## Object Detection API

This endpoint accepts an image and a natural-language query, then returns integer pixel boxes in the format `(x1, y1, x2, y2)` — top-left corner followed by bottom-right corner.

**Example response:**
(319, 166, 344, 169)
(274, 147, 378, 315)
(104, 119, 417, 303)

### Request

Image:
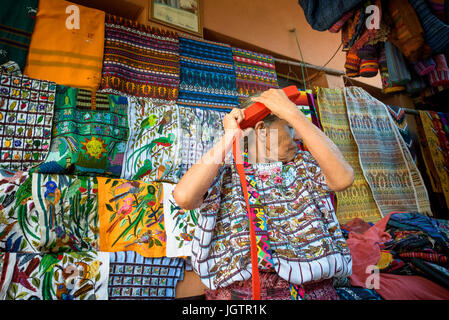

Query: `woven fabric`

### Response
(385, 105, 418, 162)
(31, 173, 99, 253)
(359, 59, 379, 78)
(316, 88, 382, 223)
(399, 251, 448, 264)
(24, 0, 105, 91)
(344, 87, 432, 217)
(176, 34, 239, 112)
(302, 278, 339, 300)
(385, 41, 411, 85)
(336, 286, 383, 300)
(1, 251, 109, 300)
(414, 57, 436, 75)
(100, 14, 180, 101)
(108, 251, 184, 300)
(329, 10, 355, 33)
(231, 47, 278, 103)
(191, 150, 352, 290)
(162, 183, 199, 258)
(121, 98, 181, 183)
(0, 71, 56, 171)
(98, 177, 166, 258)
(36, 86, 129, 177)
(0, 0, 38, 72)
(344, 52, 360, 77)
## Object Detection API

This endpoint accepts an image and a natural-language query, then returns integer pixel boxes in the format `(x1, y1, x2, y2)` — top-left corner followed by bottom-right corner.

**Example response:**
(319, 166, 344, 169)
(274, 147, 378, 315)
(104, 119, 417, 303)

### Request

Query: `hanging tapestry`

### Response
(108, 251, 184, 300)
(31, 173, 99, 253)
(0, 170, 41, 253)
(419, 111, 449, 208)
(316, 87, 382, 223)
(0, 253, 16, 299)
(162, 183, 199, 258)
(0, 0, 38, 72)
(231, 47, 278, 103)
(344, 86, 432, 216)
(121, 98, 182, 184)
(24, 0, 105, 91)
(385, 105, 417, 162)
(36, 86, 129, 177)
(2, 251, 109, 300)
(176, 34, 239, 112)
(0, 71, 56, 171)
(98, 177, 166, 258)
(100, 14, 180, 100)
(191, 151, 352, 290)
(178, 107, 225, 178)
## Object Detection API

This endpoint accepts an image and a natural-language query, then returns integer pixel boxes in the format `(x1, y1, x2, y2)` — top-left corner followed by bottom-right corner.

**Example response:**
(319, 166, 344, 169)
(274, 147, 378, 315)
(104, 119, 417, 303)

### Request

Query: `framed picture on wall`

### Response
(149, 0, 203, 37)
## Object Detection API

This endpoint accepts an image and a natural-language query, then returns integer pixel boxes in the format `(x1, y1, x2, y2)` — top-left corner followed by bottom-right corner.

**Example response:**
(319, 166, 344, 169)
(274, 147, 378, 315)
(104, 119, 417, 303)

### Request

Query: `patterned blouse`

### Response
(191, 150, 352, 290)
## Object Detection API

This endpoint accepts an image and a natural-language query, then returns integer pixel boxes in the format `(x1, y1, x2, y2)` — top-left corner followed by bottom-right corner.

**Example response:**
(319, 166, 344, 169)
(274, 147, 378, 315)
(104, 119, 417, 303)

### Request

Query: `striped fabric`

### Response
(0, 0, 38, 72)
(176, 34, 239, 112)
(100, 14, 180, 101)
(359, 59, 378, 77)
(399, 251, 448, 264)
(385, 41, 411, 85)
(231, 47, 279, 103)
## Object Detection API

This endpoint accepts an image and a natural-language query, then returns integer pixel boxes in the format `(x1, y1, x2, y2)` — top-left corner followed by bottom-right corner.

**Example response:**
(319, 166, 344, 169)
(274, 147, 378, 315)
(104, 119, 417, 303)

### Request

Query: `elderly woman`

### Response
(174, 88, 354, 300)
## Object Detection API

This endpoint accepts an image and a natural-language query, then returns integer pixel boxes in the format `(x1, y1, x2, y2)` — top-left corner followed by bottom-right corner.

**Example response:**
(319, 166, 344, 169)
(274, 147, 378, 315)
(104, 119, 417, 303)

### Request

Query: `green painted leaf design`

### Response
(120, 219, 127, 228)
(125, 234, 133, 242)
(106, 204, 114, 212)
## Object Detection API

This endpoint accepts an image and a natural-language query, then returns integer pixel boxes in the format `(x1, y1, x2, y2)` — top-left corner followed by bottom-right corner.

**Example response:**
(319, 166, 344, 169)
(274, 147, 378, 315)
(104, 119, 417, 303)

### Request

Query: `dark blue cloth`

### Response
(336, 287, 383, 300)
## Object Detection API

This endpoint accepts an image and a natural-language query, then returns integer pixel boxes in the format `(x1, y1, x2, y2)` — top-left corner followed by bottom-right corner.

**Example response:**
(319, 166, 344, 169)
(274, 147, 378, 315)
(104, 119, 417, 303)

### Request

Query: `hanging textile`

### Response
(108, 252, 184, 300)
(1, 251, 109, 300)
(100, 14, 180, 100)
(31, 173, 99, 253)
(98, 177, 166, 258)
(36, 86, 129, 177)
(0, 71, 56, 171)
(0, 0, 38, 72)
(176, 34, 239, 112)
(385, 105, 418, 162)
(24, 0, 105, 91)
(231, 47, 279, 103)
(0, 170, 40, 253)
(121, 98, 182, 183)
(190, 150, 352, 290)
(178, 107, 225, 178)
(162, 183, 199, 258)
(385, 41, 412, 85)
(0, 253, 15, 299)
(316, 87, 382, 223)
(419, 110, 449, 208)
(344, 86, 432, 217)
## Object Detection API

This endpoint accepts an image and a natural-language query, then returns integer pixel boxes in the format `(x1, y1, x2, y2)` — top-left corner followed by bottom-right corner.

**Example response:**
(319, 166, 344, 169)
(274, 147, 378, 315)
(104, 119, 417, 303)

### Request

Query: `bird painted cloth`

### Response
(0, 252, 16, 299)
(24, 0, 105, 91)
(98, 177, 166, 258)
(191, 150, 352, 290)
(162, 183, 199, 258)
(176, 34, 240, 112)
(0, 0, 38, 72)
(100, 14, 180, 101)
(0, 71, 56, 171)
(0, 170, 41, 253)
(108, 251, 184, 300)
(1, 251, 109, 300)
(36, 85, 129, 177)
(121, 98, 181, 184)
(31, 173, 99, 253)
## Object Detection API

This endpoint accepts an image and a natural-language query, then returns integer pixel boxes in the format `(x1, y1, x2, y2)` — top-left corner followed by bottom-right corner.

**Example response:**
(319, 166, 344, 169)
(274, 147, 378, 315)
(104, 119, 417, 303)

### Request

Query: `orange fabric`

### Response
(24, 0, 105, 91)
(98, 177, 166, 258)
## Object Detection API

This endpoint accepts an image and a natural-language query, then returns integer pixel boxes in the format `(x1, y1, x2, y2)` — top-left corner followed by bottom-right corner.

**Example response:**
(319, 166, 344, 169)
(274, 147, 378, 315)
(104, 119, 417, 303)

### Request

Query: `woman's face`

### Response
(258, 119, 299, 163)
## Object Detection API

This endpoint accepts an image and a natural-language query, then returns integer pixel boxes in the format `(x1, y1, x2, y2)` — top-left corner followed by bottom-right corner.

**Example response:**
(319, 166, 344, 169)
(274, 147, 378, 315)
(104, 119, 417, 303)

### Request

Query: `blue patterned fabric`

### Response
(108, 251, 185, 300)
(176, 34, 239, 112)
(336, 287, 383, 300)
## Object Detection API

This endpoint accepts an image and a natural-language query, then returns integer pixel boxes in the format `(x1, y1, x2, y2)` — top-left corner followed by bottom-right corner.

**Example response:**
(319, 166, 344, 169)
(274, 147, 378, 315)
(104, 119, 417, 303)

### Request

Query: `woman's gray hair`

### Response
(239, 92, 280, 127)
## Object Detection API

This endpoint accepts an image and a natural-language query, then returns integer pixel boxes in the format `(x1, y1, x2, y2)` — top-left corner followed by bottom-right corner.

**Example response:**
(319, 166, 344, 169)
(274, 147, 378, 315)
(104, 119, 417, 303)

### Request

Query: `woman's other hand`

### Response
(250, 88, 298, 121)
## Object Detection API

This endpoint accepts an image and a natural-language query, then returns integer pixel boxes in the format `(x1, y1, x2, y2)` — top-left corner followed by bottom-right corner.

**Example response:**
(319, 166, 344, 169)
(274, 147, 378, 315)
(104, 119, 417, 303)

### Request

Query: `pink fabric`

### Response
(346, 212, 449, 300)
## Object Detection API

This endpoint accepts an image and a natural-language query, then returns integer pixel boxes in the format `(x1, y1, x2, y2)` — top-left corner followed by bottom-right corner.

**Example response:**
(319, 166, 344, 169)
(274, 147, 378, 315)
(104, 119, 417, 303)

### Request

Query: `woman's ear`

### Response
(254, 121, 266, 131)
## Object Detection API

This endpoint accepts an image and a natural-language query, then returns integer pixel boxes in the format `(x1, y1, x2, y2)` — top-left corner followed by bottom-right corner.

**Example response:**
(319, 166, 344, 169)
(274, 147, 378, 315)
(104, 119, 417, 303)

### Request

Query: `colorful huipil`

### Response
(98, 177, 166, 258)
(36, 86, 129, 176)
(0, 71, 56, 171)
(121, 98, 182, 183)
(31, 173, 99, 253)
(2, 251, 109, 300)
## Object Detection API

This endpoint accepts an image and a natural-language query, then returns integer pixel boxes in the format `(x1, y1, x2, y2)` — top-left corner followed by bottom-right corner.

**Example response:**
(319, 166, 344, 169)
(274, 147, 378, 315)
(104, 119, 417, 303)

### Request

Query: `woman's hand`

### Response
(223, 108, 245, 130)
(250, 88, 299, 121)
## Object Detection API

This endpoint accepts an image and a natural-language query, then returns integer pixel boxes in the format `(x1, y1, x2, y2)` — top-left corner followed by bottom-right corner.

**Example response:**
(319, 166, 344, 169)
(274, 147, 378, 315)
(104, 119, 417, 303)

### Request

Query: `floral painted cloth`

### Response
(98, 177, 166, 258)
(31, 173, 99, 253)
(0, 71, 56, 171)
(0, 170, 41, 253)
(191, 150, 352, 290)
(108, 251, 184, 300)
(0, 253, 15, 299)
(37, 86, 129, 176)
(121, 98, 181, 183)
(162, 183, 199, 257)
(2, 251, 109, 300)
